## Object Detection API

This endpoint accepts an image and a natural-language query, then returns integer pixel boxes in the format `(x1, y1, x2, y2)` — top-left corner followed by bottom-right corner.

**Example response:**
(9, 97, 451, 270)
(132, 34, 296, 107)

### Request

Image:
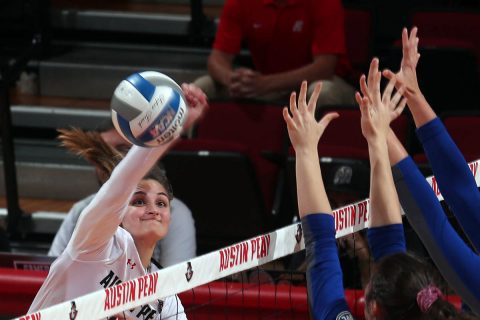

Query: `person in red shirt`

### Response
(194, 0, 356, 111)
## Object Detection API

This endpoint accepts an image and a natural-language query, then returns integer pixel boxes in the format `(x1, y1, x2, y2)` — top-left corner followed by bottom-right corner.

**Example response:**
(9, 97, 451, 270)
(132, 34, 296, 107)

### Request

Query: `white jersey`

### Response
(28, 145, 186, 319)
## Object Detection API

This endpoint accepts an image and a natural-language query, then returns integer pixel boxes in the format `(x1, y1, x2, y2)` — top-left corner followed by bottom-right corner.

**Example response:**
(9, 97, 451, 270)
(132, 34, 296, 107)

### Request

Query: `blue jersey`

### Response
(416, 117, 480, 251)
(393, 118, 480, 313)
(302, 214, 405, 320)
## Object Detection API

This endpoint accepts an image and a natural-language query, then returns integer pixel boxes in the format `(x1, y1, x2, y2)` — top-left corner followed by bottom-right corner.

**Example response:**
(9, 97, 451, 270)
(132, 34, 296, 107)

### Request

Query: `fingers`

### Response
(382, 75, 397, 105)
(390, 86, 405, 108)
(382, 69, 395, 80)
(318, 112, 339, 129)
(373, 62, 382, 99)
(356, 92, 371, 122)
(383, 69, 403, 90)
(402, 27, 409, 58)
(282, 106, 295, 129)
(409, 26, 418, 45)
(393, 97, 407, 118)
(356, 93, 370, 119)
(367, 58, 378, 91)
(298, 81, 308, 111)
(359, 74, 371, 103)
(367, 58, 381, 102)
(355, 91, 364, 107)
(307, 82, 322, 114)
(402, 26, 420, 67)
(289, 91, 299, 118)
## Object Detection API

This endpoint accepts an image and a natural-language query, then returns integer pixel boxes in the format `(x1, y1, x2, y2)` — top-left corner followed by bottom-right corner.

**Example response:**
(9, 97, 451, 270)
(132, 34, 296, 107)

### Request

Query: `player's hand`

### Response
(283, 81, 338, 153)
(383, 27, 421, 99)
(356, 58, 406, 143)
(181, 83, 209, 130)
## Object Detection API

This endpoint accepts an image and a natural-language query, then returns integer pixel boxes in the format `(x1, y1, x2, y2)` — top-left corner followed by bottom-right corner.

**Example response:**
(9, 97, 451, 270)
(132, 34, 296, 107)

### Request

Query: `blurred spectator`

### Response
(194, 0, 356, 112)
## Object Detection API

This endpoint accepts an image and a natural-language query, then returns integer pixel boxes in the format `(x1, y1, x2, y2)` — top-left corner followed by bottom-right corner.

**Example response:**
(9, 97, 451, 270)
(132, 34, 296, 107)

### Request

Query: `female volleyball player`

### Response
(357, 58, 476, 320)
(380, 27, 480, 314)
(285, 65, 474, 318)
(28, 83, 208, 319)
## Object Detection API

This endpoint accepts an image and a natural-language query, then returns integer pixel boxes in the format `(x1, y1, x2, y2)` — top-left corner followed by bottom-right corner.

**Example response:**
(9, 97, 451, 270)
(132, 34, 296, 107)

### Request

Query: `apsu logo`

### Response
(127, 258, 136, 270)
(295, 224, 303, 244)
(185, 262, 194, 282)
(336, 311, 354, 320)
(69, 301, 78, 320)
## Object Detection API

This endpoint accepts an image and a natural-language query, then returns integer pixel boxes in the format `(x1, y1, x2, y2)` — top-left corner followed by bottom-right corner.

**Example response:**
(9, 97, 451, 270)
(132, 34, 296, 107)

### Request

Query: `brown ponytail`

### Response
(366, 252, 476, 320)
(58, 127, 173, 200)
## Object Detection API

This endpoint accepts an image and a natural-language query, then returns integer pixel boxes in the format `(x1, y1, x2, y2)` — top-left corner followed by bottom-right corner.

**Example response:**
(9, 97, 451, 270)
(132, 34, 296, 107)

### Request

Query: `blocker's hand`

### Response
(283, 81, 338, 153)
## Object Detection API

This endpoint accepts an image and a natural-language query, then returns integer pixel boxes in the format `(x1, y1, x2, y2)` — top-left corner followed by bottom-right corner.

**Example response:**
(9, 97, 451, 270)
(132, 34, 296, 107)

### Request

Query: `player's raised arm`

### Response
(284, 81, 354, 320)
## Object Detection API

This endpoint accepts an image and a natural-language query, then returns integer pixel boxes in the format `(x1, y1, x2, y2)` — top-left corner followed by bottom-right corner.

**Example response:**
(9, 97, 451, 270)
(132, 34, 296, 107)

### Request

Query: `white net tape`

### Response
(16, 160, 480, 320)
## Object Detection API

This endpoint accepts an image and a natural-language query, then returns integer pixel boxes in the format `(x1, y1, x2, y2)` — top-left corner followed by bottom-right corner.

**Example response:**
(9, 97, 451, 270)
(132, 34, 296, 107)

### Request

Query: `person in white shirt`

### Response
(28, 83, 208, 320)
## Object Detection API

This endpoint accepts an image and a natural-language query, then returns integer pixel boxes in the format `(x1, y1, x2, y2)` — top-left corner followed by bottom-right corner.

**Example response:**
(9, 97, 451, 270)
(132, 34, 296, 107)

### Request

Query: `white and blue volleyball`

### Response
(111, 71, 187, 147)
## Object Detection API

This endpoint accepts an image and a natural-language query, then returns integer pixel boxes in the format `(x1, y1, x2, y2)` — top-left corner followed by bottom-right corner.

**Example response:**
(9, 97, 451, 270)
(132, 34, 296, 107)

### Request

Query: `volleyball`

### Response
(111, 71, 188, 147)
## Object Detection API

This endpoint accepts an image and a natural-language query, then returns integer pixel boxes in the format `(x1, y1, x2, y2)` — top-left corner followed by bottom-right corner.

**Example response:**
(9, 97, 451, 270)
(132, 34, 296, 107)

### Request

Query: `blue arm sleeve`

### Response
(393, 156, 480, 313)
(301, 214, 354, 320)
(367, 224, 406, 262)
(417, 117, 480, 251)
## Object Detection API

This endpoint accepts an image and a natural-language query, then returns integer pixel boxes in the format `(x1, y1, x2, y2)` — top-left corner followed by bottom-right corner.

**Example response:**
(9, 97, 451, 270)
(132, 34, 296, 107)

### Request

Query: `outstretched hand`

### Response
(181, 83, 208, 131)
(283, 81, 338, 152)
(383, 27, 421, 99)
(356, 58, 406, 143)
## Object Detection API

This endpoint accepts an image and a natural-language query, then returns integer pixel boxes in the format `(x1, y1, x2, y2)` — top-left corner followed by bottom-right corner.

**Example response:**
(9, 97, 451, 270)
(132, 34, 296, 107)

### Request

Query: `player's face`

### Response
(123, 179, 171, 242)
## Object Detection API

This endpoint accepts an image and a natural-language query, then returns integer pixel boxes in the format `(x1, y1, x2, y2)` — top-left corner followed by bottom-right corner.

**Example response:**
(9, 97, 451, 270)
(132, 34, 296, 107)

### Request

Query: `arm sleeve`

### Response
(212, 0, 243, 54)
(311, 0, 347, 56)
(67, 145, 170, 260)
(155, 198, 196, 266)
(367, 224, 406, 262)
(393, 156, 480, 313)
(416, 117, 480, 251)
(301, 214, 354, 320)
(48, 194, 95, 257)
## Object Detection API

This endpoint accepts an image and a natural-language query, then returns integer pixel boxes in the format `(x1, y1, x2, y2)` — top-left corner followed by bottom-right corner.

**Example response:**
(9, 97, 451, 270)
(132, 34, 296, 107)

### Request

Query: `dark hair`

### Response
(143, 163, 173, 201)
(57, 127, 173, 200)
(366, 252, 475, 320)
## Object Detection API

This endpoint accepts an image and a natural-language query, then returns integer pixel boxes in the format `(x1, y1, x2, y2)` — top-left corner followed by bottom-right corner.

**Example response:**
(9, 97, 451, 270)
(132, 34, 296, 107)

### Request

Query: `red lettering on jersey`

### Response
(127, 259, 136, 270)
(104, 287, 112, 310)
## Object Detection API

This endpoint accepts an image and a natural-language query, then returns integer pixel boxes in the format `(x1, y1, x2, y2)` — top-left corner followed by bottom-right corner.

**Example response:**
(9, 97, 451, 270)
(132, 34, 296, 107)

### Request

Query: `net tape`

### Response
(16, 160, 480, 320)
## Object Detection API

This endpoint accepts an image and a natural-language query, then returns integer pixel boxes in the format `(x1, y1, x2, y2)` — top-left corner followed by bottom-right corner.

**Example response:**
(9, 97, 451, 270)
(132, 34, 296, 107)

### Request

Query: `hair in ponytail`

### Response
(57, 127, 173, 200)
(366, 252, 475, 320)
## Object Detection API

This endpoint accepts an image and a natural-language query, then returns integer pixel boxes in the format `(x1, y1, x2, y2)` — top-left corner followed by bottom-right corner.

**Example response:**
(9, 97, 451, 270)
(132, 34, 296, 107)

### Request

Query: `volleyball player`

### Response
(286, 62, 474, 318)
(28, 84, 208, 319)
(381, 27, 480, 314)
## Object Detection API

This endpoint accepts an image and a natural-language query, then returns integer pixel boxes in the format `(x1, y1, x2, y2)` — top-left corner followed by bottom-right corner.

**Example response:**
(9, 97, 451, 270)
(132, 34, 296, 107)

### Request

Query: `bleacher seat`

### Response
(401, 10, 480, 114)
(411, 10, 480, 68)
(194, 100, 288, 214)
(162, 139, 266, 254)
